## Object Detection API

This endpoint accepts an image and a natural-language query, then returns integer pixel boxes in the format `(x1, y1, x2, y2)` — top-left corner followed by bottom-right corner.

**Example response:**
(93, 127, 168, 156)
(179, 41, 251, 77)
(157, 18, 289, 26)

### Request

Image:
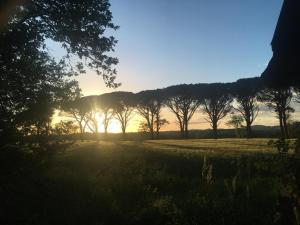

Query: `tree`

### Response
(98, 93, 116, 135)
(289, 121, 300, 138)
(60, 84, 92, 137)
(15, 76, 80, 142)
(53, 120, 79, 136)
(164, 84, 200, 138)
(108, 92, 136, 136)
(201, 83, 233, 139)
(17, 92, 55, 138)
(1, 0, 119, 87)
(294, 87, 300, 104)
(232, 78, 261, 138)
(136, 90, 164, 139)
(62, 95, 90, 137)
(102, 107, 114, 134)
(258, 86, 294, 139)
(154, 118, 169, 137)
(0, 0, 119, 143)
(226, 115, 244, 138)
(84, 98, 100, 134)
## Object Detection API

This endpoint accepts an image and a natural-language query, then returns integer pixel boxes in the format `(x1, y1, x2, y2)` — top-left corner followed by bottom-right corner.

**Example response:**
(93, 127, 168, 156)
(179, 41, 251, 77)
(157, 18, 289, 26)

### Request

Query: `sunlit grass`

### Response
(32, 138, 298, 224)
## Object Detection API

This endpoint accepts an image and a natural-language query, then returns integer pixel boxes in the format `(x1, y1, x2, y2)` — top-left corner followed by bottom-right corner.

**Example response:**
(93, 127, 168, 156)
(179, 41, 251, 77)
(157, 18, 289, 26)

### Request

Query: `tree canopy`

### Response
(0, 0, 119, 143)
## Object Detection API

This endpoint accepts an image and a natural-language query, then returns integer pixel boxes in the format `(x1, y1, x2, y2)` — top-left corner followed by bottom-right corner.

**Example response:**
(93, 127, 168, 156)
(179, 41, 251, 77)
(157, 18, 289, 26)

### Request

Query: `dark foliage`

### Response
(232, 77, 262, 138)
(0, 0, 118, 144)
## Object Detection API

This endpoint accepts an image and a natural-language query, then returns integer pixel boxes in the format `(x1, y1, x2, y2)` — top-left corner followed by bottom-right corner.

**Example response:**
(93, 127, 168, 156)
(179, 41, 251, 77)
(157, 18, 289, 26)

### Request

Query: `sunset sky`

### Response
(50, 0, 300, 132)
(75, 0, 283, 95)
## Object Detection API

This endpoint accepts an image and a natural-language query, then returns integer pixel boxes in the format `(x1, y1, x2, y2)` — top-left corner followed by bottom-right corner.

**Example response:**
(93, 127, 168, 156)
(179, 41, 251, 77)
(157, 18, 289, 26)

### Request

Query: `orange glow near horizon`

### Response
(52, 105, 300, 134)
(89, 113, 141, 133)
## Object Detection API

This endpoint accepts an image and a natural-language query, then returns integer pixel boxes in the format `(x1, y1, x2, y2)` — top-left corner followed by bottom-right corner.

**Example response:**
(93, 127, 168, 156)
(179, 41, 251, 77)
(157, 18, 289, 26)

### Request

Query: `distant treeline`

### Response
(56, 77, 299, 140)
(3, 74, 300, 144)
(4, 76, 298, 143)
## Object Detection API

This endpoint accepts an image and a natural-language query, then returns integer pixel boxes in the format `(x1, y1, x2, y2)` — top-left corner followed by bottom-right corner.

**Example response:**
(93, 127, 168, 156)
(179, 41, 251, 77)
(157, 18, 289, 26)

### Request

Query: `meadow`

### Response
(2, 139, 300, 225)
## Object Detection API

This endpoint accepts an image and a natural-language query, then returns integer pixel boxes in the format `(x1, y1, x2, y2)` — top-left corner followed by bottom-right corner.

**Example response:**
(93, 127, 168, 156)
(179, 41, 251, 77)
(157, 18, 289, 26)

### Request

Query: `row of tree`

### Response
(60, 77, 298, 140)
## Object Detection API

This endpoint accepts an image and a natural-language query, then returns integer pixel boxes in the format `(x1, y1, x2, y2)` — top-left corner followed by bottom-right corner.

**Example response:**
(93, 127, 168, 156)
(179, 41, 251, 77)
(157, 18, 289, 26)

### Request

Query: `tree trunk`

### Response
(179, 121, 185, 138)
(104, 114, 109, 135)
(278, 112, 285, 139)
(282, 111, 289, 139)
(79, 120, 86, 142)
(184, 120, 189, 139)
(79, 124, 83, 134)
(122, 124, 126, 139)
(94, 121, 98, 134)
(150, 127, 154, 140)
(45, 121, 50, 137)
(246, 121, 252, 139)
(155, 113, 160, 139)
(79, 124, 84, 141)
(212, 122, 218, 139)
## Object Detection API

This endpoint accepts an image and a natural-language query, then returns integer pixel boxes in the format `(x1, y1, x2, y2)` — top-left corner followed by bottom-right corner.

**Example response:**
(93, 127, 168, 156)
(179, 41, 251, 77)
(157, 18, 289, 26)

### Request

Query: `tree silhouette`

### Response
(62, 98, 90, 136)
(201, 83, 233, 139)
(107, 92, 136, 136)
(98, 94, 116, 135)
(258, 86, 294, 139)
(226, 114, 244, 138)
(0, 0, 118, 143)
(53, 121, 79, 136)
(232, 78, 261, 138)
(84, 97, 100, 134)
(136, 90, 164, 139)
(0, 0, 119, 86)
(164, 84, 200, 138)
(294, 88, 300, 104)
(17, 91, 55, 138)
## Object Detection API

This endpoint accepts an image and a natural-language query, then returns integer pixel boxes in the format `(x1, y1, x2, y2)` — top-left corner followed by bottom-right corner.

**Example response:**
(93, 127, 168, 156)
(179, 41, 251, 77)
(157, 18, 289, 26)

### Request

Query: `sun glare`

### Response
(106, 119, 121, 133)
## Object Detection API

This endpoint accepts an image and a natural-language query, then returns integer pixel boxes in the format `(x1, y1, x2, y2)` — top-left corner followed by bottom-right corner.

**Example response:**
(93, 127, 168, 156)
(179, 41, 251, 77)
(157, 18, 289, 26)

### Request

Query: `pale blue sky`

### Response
(104, 0, 282, 92)
(48, 0, 283, 95)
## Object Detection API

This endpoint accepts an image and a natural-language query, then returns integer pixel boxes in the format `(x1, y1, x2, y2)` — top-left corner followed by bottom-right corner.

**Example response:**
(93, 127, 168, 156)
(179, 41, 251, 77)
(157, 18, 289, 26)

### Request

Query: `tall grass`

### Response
(1, 139, 299, 225)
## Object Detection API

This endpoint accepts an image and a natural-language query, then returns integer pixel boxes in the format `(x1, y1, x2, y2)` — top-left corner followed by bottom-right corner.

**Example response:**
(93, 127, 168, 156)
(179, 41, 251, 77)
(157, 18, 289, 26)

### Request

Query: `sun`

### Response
(107, 119, 121, 133)
(96, 114, 121, 133)
(95, 113, 140, 134)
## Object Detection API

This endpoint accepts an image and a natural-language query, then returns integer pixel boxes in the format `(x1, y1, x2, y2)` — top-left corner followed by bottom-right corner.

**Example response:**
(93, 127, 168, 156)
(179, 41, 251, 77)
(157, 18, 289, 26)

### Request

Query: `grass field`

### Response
(3, 139, 300, 225)
(143, 138, 280, 153)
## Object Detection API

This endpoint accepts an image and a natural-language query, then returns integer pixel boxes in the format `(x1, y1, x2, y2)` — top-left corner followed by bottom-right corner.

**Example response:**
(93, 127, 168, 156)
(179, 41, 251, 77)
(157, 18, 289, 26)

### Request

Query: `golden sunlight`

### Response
(105, 119, 121, 133)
